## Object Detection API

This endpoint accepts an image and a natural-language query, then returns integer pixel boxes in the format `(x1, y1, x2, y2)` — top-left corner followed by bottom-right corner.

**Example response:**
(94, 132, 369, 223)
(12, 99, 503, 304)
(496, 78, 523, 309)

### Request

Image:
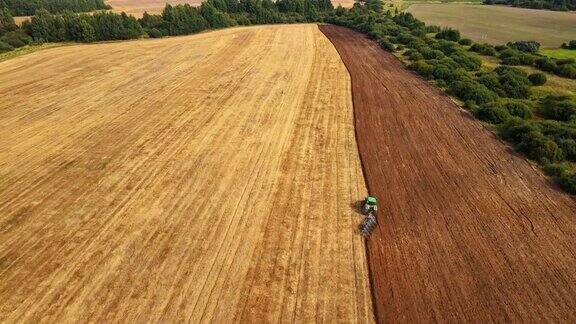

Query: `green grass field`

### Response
(540, 49, 576, 60)
(407, 4, 576, 48)
(0, 44, 67, 63)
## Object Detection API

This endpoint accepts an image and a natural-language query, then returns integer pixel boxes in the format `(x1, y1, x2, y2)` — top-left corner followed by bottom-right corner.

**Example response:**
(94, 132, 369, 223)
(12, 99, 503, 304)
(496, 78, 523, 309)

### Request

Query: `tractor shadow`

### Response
(350, 200, 366, 216)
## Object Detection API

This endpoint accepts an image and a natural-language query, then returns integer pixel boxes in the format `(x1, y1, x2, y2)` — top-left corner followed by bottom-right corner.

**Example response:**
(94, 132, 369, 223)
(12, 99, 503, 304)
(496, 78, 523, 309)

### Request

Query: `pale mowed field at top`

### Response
(13, 0, 355, 22)
(407, 4, 576, 48)
(106, 0, 357, 17)
(107, 0, 203, 17)
(0, 24, 374, 322)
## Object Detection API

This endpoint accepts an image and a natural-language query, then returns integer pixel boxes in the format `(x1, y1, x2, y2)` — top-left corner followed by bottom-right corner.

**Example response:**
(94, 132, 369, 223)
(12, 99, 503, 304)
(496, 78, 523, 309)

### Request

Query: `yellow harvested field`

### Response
(332, 0, 356, 8)
(108, 0, 202, 17)
(0, 24, 374, 322)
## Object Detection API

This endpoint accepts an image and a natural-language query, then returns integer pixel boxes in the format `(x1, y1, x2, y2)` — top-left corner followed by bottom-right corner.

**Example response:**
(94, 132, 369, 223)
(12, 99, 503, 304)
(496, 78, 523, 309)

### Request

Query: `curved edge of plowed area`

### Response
(319, 24, 576, 322)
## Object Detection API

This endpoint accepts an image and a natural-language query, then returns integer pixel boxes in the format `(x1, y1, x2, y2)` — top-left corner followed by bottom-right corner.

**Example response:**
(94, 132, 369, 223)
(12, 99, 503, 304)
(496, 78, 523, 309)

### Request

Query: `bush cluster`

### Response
(506, 40, 540, 53)
(484, 0, 575, 12)
(474, 99, 533, 124)
(500, 117, 564, 163)
(435, 27, 460, 42)
(470, 42, 496, 56)
(494, 45, 576, 80)
(539, 95, 576, 121)
(1, 0, 110, 16)
(528, 72, 547, 85)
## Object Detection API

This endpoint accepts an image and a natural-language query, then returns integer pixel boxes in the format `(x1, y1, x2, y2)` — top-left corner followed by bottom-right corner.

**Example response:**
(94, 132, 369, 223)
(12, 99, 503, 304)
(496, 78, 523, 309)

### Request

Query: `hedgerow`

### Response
(327, 8, 576, 194)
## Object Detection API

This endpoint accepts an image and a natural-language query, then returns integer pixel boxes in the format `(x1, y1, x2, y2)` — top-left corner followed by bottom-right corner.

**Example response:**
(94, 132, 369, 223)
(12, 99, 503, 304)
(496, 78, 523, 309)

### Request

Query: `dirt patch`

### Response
(321, 24, 576, 322)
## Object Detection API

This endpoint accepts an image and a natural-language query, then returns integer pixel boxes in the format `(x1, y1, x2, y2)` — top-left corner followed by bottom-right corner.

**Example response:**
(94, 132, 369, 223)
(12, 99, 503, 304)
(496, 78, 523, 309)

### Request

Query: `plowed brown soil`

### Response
(320, 24, 576, 323)
(0, 24, 374, 322)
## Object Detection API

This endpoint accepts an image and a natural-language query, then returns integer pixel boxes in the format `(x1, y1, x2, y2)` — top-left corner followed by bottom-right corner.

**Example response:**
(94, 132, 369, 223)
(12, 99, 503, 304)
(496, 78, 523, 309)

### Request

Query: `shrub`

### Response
(435, 27, 460, 42)
(544, 164, 576, 194)
(539, 95, 576, 121)
(431, 64, 452, 80)
(557, 139, 576, 161)
(470, 42, 496, 56)
(450, 51, 482, 71)
(500, 117, 538, 143)
(558, 172, 576, 194)
(425, 25, 441, 33)
(435, 79, 448, 88)
(458, 38, 472, 46)
(474, 103, 511, 124)
(544, 163, 566, 177)
(555, 58, 575, 65)
(501, 55, 521, 65)
(495, 44, 508, 51)
(433, 39, 458, 55)
(520, 131, 563, 163)
(449, 69, 471, 83)
(449, 79, 498, 104)
(519, 53, 536, 65)
(0, 41, 13, 53)
(499, 48, 519, 59)
(538, 120, 576, 144)
(420, 47, 444, 59)
(476, 99, 533, 122)
(378, 38, 395, 51)
(507, 40, 540, 53)
(494, 66, 531, 99)
(501, 99, 533, 119)
(477, 71, 502, 94)
(535, 57, 557, 72)
(409, 60, 434, 78)
(406, 49, 423, 60)
(556, 64, 576, 79)
(528, 72, 547, 85)
(500, 117, 563, 163)
(0, 30, 32, 48)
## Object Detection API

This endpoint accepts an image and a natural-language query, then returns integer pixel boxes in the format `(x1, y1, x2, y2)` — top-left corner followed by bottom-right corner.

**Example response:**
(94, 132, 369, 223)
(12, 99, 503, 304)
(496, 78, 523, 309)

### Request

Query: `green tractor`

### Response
(361, 196, 377, 215)
(359, 196, 378, 236)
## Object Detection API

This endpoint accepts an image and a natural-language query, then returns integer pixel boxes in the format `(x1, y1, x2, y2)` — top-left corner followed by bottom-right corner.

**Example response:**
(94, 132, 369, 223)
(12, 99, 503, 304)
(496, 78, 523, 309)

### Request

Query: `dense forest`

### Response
(0, 0, 110, 16)
(483, 0, 576, 11)
(8, 0, 335, 44)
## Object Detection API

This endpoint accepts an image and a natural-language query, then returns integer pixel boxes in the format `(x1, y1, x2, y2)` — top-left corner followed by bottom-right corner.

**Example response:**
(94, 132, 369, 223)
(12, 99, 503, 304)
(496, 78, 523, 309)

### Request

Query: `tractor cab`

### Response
(362, 196, 378, 214)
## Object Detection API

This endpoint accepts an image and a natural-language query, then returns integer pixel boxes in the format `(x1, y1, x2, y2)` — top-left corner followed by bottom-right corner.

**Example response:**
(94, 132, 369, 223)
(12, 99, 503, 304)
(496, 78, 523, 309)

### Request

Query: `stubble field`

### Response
(0, 24, 374, 322)
(407, 4, 576, 47)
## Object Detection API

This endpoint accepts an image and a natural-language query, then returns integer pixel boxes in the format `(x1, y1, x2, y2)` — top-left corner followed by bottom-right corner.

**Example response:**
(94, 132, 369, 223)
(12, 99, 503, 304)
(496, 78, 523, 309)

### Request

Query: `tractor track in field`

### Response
(320, 24, 576, 322)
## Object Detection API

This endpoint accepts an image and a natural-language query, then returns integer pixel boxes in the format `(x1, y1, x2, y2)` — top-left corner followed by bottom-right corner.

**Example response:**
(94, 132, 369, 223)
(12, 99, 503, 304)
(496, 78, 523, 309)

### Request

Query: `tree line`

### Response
(483, 0, 576, 11)
(0, 0, 335, 46)
(0, 0, 110, 16)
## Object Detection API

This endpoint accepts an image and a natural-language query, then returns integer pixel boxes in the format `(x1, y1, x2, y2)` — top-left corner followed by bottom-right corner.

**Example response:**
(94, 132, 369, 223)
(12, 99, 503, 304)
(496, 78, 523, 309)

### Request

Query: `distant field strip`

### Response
(0, 24, 373, 322)
(407, 4, 576, 47)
